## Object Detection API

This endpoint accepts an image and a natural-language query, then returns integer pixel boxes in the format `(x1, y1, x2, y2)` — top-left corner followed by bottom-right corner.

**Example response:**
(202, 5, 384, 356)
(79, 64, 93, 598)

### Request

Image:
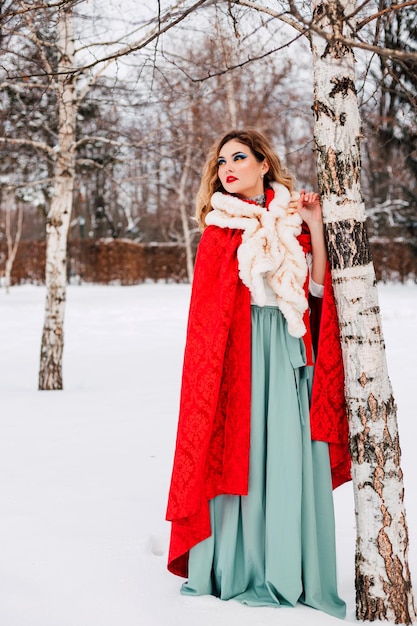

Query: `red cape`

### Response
(166, 221, 351, 578)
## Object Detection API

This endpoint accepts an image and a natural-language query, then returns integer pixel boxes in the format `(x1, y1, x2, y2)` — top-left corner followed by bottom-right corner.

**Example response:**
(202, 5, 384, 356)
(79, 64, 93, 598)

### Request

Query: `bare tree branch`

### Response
(74, 135, 143, 150)
(229, 0, 417, 62)
(161, 31, 305, 82)
(1, 0, 76, 18)
(2, 177, 57, 190)
(3, 0, 212, 85)
(227, 0, 304, 32)
(0, 136, 57, 158)
(17, 0, 57, 82)
(73, 0, 211, 101)
(355, 0, 417, 31)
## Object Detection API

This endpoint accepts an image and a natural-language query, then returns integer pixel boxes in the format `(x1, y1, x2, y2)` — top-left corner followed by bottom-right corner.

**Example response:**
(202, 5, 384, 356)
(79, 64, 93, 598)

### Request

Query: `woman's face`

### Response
(217, 139, 269, 199)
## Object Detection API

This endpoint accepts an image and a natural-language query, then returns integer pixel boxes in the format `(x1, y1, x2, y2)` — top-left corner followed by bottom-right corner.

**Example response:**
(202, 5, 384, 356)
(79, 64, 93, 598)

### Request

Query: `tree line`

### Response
(1, 1, 415, 251)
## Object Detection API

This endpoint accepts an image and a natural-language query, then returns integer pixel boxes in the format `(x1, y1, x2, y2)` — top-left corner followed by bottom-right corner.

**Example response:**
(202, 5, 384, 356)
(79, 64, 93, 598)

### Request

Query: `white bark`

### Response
(38, 6, 76, 390)
(177, 103, 195, 283)
(4, 194, 24, 294)
(311, 1, 416, 623)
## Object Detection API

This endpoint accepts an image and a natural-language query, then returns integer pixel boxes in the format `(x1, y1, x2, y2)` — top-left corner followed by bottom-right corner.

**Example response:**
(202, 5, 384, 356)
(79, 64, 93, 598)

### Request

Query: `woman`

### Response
(166, 129, 351, 618)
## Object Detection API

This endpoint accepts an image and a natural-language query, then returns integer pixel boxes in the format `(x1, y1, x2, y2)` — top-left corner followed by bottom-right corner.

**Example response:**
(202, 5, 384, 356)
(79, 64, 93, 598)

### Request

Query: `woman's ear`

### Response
(261, 160, 270, 176)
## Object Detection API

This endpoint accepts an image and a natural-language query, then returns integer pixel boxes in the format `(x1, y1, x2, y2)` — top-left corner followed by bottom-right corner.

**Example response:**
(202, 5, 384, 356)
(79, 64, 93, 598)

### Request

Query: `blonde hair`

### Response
(196, 129, 294, 230)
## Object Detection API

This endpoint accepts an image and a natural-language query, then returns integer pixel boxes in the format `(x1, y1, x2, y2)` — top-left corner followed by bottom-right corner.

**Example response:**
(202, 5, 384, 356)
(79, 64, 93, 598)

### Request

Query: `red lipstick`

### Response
(226, 176, 238, 183)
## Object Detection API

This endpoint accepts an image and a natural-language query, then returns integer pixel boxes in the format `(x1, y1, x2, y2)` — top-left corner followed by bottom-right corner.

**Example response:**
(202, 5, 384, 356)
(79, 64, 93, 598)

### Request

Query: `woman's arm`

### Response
(297, 189, 327, 286)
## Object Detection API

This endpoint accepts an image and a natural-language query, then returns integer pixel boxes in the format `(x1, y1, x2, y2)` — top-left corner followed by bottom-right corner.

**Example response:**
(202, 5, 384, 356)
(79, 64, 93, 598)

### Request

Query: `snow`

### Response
(0, 282, 416, 626)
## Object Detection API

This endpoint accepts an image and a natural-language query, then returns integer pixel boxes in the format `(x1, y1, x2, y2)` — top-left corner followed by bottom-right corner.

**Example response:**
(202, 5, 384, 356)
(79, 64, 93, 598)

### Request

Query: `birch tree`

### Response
(37, 0, 208, 389)
(38, 3, 76, 389)
(176, 100, 195, 283)
(3, 192, 24, 293)
(310, 1, 415, 622)
(2, 0, 211, 389)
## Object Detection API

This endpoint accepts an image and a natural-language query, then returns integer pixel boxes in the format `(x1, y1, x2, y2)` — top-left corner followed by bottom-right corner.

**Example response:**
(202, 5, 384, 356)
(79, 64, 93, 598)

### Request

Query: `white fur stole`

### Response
(205, 182, 308, 338)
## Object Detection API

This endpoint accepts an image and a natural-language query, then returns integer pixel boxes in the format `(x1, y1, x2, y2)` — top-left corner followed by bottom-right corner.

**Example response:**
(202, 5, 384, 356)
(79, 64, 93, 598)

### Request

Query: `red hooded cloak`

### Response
(166, 196, 351, 578)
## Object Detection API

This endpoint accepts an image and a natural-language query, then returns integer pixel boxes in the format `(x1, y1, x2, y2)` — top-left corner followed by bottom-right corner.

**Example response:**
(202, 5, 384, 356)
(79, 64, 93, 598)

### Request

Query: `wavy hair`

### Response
(196, 129, 294, 230)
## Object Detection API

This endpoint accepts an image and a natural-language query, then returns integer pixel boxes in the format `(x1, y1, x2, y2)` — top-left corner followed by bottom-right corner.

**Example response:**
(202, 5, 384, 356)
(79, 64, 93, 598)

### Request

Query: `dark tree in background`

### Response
(360, 3, 417, 244)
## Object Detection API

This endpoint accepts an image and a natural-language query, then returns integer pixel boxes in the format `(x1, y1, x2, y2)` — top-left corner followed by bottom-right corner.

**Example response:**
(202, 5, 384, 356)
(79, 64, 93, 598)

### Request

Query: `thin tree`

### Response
(37, 0, 209, 388)
(176, 98, 195, 283)
(3, 192, 24, 293)
(310, 0, 415, 622)
(1, 0, 211, 389)
(38, 2, 76, 389)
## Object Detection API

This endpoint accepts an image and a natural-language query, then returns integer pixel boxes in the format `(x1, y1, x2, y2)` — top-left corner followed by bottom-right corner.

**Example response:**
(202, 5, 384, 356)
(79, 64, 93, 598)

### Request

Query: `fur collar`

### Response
(206, 182, 308, 337)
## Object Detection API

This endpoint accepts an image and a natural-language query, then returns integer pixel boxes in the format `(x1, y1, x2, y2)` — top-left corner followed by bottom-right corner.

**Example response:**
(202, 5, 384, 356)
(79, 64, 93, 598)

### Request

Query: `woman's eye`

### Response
(233, 153, 247, 161)
(217, 158, 226, 167)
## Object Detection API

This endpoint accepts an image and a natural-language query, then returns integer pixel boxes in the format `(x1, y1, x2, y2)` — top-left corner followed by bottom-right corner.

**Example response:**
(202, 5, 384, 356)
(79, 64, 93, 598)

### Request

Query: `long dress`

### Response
(166, 185, 349, 616)
(181, 302, 346, 619)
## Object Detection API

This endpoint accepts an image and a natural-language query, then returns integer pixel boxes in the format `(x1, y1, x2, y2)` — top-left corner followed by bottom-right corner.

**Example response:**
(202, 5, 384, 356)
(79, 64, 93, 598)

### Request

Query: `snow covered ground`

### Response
(0, 282, 416, 626)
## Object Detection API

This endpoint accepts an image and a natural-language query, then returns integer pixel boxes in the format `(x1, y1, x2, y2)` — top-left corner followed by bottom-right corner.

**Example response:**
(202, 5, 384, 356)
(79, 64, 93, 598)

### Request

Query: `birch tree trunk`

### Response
(177, 103, 195, 283)
(4, 195, 23, 294)
(310, 1, 416, 622)
(38, 5, 76, 390)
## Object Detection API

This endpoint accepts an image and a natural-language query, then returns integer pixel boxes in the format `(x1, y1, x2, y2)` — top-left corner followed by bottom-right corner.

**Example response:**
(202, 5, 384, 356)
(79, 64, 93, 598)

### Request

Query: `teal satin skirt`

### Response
(181, 305, 346, 619)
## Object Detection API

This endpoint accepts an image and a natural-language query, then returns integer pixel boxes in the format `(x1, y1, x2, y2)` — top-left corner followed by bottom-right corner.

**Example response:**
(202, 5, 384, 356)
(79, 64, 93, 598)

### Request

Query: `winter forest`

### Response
(1, 1, 416, 266)
(1, 1, 417, 625)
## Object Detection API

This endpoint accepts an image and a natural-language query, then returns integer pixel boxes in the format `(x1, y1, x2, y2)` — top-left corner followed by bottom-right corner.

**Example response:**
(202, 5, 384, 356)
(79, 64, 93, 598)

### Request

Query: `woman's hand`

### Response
(296, 189, 323, 225)
(291, 189, 327, 286)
